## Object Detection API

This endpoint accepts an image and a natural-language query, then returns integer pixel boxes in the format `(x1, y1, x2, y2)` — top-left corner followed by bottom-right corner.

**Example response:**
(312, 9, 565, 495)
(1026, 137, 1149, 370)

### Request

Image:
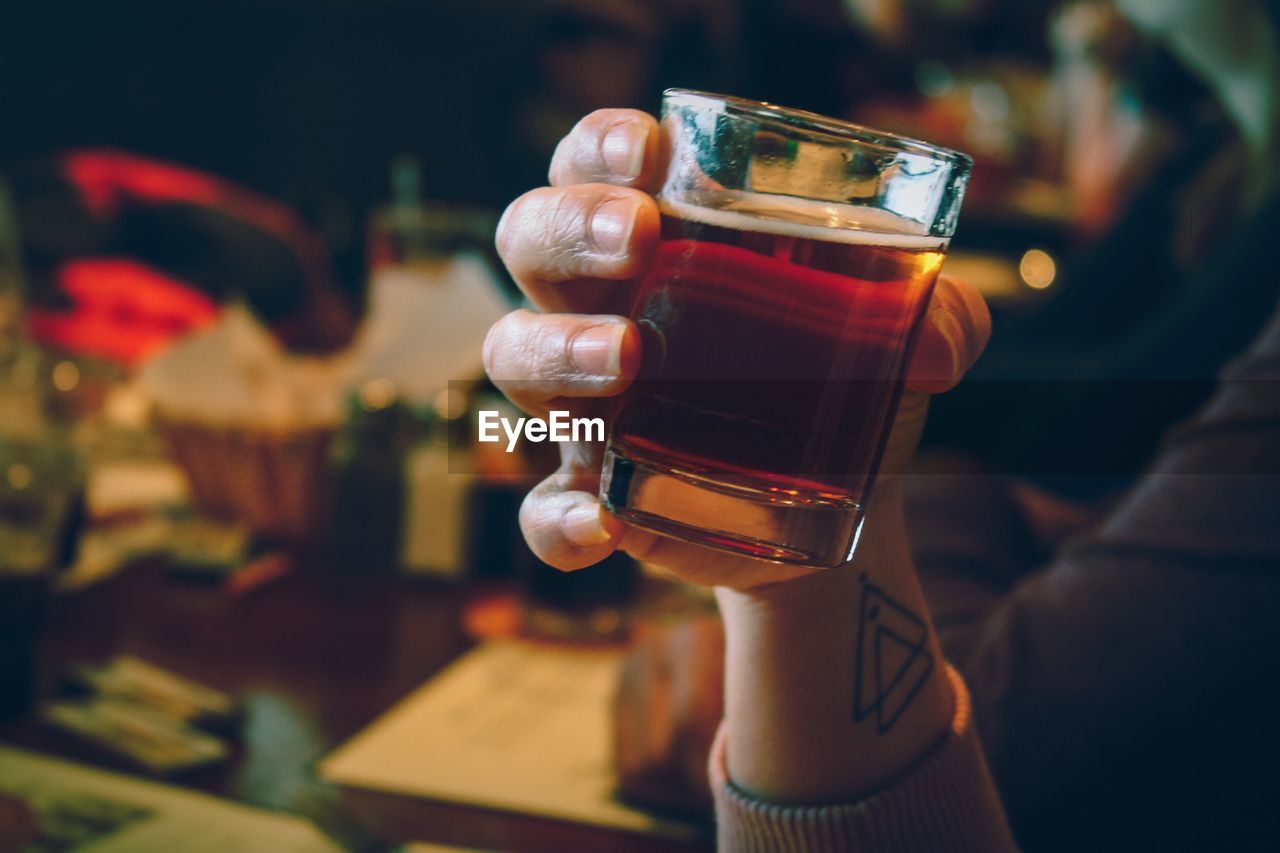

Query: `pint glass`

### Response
(601, 90, 972, 568)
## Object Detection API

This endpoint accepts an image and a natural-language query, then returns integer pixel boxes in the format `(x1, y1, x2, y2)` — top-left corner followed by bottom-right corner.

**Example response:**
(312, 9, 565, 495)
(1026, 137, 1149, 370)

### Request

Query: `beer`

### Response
(598, 89, 970, 568)
(603, 193, 946, 565)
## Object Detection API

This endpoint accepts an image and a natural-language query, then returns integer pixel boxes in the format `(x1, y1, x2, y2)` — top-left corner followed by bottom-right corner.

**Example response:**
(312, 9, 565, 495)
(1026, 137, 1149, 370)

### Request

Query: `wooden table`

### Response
(2, 562, 712, 852)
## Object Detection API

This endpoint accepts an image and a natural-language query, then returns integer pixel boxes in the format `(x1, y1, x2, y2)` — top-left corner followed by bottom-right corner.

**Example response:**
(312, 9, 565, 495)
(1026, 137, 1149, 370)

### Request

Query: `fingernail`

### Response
(602, 120, 646, 179)
(589, 197, 637, 256)
(571, 324, 625, 377)
(564, 502, 614, 546)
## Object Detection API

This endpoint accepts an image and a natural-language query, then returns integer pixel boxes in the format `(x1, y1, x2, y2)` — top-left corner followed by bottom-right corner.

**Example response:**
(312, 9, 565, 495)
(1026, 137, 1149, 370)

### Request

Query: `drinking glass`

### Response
(601, 89, 971, 568)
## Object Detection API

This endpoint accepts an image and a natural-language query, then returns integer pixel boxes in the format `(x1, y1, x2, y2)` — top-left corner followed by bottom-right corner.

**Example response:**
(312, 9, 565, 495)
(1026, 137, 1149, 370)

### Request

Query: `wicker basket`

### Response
(158, 418, 336, 540)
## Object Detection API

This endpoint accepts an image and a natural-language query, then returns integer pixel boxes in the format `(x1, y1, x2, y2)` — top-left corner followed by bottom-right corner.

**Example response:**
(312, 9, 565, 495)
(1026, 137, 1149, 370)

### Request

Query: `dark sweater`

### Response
(911, 291, 1280, 851)
(711, 289, 1280, 850)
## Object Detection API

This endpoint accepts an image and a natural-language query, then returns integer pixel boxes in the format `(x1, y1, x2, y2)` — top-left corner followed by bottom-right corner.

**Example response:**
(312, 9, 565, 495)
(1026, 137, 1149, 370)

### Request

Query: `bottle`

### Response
(325, 381, 419, 574)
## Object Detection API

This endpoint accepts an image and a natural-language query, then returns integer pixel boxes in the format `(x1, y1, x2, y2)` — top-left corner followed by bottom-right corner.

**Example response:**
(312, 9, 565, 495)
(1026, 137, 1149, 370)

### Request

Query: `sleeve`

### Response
(710, 666, 1018, 853)
(928, 302, 1280, 851)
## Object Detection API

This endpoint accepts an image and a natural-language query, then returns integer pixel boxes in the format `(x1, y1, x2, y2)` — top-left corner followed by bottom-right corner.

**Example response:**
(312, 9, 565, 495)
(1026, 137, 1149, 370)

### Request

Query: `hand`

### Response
(487, 108, 990, 591)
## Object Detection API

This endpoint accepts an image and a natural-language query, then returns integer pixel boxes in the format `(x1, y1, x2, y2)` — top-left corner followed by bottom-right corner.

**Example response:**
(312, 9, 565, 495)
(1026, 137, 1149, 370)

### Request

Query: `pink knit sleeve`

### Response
(710, 666, 1017, 852)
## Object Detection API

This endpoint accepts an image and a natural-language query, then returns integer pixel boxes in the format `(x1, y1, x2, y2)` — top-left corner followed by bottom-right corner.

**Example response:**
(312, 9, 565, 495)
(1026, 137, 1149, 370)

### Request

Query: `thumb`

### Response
(906, 274, 991, 394)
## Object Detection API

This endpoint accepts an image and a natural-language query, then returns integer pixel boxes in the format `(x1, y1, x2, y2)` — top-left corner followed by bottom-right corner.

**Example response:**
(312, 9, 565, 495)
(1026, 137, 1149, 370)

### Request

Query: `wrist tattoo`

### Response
(853, 573, 934, 734)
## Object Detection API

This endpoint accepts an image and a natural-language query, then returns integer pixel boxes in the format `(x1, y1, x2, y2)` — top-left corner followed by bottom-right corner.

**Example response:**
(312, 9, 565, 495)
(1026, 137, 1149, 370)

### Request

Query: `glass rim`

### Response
(663, 88, 973, 169)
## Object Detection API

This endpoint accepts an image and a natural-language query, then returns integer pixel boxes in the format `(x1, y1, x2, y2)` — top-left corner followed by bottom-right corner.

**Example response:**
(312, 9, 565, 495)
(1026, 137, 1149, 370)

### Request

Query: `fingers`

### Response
(519, 473, 816, 586)
(520, 473, 624, 571)
(906, 274, 992, 394)
(549, 109, 663, 190)
(483, 309, 641, 414)
(497, 108, 663, 313)
(495, 183, 659, 313)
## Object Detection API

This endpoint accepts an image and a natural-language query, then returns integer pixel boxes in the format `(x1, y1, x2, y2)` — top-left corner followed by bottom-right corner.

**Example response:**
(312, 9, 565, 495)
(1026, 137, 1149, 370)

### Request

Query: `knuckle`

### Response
(546, 190, 592, 251)
(518, 487, 540, 533)
(548, 132, 578, 186)
(549, 113, 608, 186)
(482, 310, 519, 373)
(481, 326, 499, 375)
(494, 190, 538, 264)
(579, 108, 623, 140)
(581, 108, 616, 126)
(485, 309, 541, 377)
(526, 316, 574, 374)
(583, 108, 643, 135)
(497, 187, 597, 281)
(552, 109, 650, 186)
(519, 488, 565, 557)
(494, 205, 511, 258)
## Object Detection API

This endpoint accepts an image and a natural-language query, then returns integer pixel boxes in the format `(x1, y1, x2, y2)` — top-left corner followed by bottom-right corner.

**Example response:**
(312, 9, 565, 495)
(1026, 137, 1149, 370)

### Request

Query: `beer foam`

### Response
(659, 195, 949, 251)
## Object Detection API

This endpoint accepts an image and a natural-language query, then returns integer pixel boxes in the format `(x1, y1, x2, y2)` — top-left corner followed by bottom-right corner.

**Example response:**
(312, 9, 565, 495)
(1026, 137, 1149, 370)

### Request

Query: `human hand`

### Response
(487, 108, 990, 591)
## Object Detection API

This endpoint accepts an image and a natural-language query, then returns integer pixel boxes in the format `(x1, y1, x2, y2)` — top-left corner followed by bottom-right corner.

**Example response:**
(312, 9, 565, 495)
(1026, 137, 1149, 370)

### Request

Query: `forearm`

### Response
(715, 478, 953, 804)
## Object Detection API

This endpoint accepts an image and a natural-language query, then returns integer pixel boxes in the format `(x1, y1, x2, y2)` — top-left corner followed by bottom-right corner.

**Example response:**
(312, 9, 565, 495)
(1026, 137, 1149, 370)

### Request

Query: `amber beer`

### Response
(600, 89, 970, 568)
(603, 193, 946, 565)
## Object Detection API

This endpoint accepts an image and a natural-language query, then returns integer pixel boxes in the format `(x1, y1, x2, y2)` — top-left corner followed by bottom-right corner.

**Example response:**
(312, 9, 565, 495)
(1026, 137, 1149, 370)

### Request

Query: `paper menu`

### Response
(319, 640, 702, 842)
(0, 745, 340, 853)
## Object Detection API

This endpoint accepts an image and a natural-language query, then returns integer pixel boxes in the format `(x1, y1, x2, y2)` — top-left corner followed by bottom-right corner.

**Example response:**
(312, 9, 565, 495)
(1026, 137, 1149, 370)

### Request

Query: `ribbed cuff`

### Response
(710, 665, 1017, 852)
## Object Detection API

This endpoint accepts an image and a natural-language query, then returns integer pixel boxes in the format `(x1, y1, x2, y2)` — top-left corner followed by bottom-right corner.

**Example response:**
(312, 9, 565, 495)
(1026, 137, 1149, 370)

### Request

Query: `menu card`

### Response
(320, 640, 703, 842)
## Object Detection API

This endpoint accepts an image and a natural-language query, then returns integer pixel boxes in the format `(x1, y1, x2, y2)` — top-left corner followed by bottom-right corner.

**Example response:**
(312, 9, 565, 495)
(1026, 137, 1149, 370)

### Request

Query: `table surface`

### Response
(1, 561, 712, 852)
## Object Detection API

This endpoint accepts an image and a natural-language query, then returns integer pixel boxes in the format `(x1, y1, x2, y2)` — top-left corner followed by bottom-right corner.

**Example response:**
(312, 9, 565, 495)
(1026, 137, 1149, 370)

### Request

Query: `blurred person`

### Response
(929, 0, 1280, 491)
(485, 0, 1280, 849)
(814, 0, 1279, 492)
(843, 0, 1056, 64)
(9, 149, 360, 366)
(1049, 0, 1175, 239)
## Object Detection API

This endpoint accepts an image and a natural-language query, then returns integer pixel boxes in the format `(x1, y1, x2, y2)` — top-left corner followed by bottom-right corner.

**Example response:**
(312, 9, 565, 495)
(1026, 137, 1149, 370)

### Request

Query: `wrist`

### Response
(713, 476, 953, 803)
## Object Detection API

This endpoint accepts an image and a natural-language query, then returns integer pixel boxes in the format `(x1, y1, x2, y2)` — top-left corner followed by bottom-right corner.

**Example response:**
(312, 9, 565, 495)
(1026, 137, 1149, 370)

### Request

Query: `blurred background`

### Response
(0, 0, 1276, 851)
